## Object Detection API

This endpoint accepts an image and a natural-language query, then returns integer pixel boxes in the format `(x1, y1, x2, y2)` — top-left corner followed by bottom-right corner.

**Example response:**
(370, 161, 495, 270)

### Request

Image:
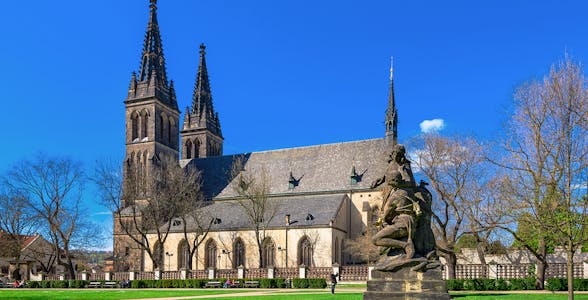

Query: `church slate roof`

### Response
(181, 138, 388, 200)
(171, 194, 347, 232)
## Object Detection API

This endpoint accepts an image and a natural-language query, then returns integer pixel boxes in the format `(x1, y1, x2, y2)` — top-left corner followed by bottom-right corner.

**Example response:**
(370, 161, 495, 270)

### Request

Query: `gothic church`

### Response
(114, 0, 398, 272)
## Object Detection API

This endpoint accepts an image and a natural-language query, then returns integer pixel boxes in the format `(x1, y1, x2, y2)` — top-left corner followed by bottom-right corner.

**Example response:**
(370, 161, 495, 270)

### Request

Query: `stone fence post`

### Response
(180, 269, 187, 280)
(81, 271, 89, 281)
(267, 267, 274, 279)
(154, 269, 162, 280)
(584, 261, 588, 279)
(105, 272, 113, 281)
(487, 263, 498, 279)
(129, 271, 136, 281)
(207, 267, 215, 279)
(298, 265, 306, 279)
(237, 266, 244, 279)
(368, 266, 374, 280)
(59, 273, 65, 281)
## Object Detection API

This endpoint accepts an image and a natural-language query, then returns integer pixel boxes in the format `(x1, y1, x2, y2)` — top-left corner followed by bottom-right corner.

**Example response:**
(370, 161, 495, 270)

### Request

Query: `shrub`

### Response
(68, 280, 89, 288)
(547, 278, 566, 291)
(259, 278, 273, 288)
(509, 277, 536, 290)
(495, 278, 509, 290)
(308, 278, 327, 288)
(50, 280, 69, 288)
(292, 278, 309, 288)
(446, 279, 464, 291)
(274, 278, 286, 288)
(574, 278, 588, 291)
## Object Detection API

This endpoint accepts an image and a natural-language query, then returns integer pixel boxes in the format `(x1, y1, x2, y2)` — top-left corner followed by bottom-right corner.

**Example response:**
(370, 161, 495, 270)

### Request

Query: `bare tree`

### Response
(231, 156, 278, 268)
(176, 163, 213, 270)
(2, 154, 96, 279)
(0, 191, 38, 279)
(344, 225, 380, 265)
(95, 155, 204, 271)
(409, 134, 488, 279)
(493, 57, 588, 296)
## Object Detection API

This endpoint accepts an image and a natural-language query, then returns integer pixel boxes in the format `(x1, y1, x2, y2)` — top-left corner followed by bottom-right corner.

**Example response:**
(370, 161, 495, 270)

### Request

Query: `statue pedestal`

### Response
(363, 265, 450, 300)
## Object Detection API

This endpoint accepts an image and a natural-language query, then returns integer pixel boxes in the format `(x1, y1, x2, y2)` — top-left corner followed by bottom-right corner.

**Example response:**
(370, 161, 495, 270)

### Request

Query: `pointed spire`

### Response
(385, 56, 398, 145)
(138, 0, 168, 88)
(191, 44, 213, 116)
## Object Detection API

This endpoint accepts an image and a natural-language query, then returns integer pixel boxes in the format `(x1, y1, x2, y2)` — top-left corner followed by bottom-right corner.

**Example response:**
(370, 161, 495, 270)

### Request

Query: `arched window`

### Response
(233, 238, 246, 268)
(142, 151, 149, 191)
(135, 151, 142, 188)
(298, 236, 313, 267)
(159, 114, 166, 143)
(194, 139, 200, 158)
(333, 237, 339, 264)
(205, 239, 217, 269)
(131, 111, 139, 141)
(153, 241, 164, 271)
(168, 119, 175, 146)
(185, 140, 193, 159)
(340, 239, 345, 265)
(261, 237, 275, 268)
(141, 110, 149, 139)
(177, 240, 190, 270)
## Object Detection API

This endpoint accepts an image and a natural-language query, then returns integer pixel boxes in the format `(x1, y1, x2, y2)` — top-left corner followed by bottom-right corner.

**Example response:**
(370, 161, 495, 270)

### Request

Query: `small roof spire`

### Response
(385, 57, 398, 146)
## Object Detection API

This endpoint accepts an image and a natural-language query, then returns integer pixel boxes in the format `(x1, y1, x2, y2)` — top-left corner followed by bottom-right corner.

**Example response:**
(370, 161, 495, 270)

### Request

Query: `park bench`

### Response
(205, 281, 221, 288)
(243, 280, 259, 288)
(230, 280, 240, 288)
(88, 281, 101, 288)
(103, 281, 118, 288)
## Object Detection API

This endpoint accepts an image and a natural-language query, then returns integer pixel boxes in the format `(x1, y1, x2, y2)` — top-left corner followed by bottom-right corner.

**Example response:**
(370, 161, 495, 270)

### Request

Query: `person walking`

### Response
(330, 273, 338, 294)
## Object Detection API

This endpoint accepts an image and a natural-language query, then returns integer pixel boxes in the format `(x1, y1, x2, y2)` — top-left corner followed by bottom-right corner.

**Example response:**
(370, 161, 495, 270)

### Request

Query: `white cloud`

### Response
(420, 119, 445, 133)
(92, 211, 113, 216)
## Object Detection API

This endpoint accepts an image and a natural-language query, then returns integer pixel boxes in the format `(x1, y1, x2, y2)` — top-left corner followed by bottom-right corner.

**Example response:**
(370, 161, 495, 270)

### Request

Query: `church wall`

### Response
(144, 227, 336, 271)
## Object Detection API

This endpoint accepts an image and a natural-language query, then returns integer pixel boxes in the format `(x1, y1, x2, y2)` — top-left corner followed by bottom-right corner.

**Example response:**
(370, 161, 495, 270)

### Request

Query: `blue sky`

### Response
(2, 0, 587, 249)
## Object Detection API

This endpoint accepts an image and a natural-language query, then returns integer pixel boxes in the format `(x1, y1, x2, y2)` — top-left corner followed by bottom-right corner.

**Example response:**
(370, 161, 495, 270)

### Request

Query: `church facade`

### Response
(114, 0, 398, 272)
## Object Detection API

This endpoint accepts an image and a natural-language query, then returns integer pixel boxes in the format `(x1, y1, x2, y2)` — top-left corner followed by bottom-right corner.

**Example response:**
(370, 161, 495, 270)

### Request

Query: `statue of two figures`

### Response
(370, 144, 440, 273)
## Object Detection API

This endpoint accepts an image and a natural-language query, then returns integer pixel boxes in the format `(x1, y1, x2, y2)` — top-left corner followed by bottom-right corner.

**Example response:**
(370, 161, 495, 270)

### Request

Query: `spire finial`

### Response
(390, 56, 394, 80)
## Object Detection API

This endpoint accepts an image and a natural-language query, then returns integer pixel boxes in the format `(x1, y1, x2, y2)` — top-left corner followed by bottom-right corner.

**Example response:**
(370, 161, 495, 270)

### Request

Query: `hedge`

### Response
(546, 278, 588, 291)
(28, 280, 90, 288)
(446, 277, 538, 291)
(292, 278, 327, 289)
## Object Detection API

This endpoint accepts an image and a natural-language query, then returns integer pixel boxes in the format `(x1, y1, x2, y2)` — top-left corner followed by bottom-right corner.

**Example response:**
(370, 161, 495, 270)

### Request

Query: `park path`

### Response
(133, 288, 366, 300)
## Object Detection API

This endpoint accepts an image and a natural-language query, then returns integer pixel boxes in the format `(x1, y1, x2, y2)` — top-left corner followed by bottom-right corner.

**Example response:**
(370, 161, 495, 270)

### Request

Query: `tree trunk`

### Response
(567, 247, 574, 300)
(536, 239, 547, 290)
(445, 252, 457, 280)
(476, 243, 487, 265)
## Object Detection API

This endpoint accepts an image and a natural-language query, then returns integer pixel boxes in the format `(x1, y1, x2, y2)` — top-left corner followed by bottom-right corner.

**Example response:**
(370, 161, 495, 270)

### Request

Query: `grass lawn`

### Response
(2, 289, 588, 300)
(0, 289, 244, 300)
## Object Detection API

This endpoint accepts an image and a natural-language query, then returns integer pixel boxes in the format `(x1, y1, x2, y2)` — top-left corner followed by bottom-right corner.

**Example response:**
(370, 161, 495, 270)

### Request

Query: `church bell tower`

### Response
(115, 0, 180, 272)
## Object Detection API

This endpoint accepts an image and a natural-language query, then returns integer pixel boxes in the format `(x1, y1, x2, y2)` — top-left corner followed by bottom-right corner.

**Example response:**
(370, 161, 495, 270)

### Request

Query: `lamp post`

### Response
(285, 214, 291, 268)
(165, 252, 173, 271)
(222, 249, 231, 269)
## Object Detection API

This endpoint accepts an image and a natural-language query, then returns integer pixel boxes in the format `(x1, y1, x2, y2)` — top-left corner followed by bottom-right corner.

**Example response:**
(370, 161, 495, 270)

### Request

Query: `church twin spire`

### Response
(183, 44, 222, 137)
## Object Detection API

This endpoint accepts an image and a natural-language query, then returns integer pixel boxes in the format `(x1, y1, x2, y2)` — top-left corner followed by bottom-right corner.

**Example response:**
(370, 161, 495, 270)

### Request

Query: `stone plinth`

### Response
(363, 266, 450, 300)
